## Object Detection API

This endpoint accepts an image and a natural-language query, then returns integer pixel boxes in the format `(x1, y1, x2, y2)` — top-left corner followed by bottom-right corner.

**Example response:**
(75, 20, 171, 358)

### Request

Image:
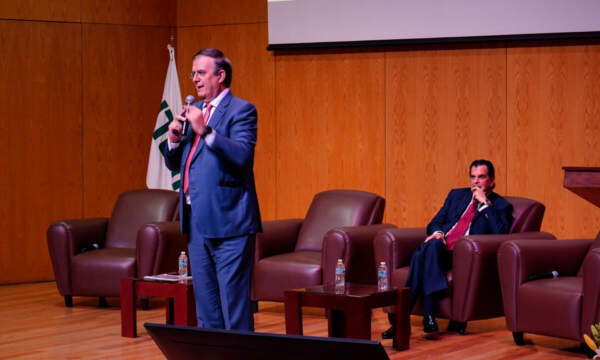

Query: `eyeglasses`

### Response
(189, 69, 224, 80)
(189, 71, 204, 79)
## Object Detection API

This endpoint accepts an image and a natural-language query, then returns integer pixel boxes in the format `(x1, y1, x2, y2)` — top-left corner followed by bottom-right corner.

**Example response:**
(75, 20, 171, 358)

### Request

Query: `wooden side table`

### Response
(284, 283, 410, 351)
(120, 277, 196, 337)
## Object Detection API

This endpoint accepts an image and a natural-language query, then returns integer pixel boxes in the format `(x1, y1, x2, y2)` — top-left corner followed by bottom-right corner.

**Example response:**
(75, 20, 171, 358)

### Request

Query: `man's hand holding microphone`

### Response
(168, 95, 198, 143)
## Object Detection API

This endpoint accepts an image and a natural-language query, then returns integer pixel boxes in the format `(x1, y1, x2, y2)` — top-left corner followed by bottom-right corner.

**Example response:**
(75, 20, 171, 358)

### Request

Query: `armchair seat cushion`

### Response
(71, 248, 136, 297)
(518, 277, 582, 339)
(253, 251, 321, 301)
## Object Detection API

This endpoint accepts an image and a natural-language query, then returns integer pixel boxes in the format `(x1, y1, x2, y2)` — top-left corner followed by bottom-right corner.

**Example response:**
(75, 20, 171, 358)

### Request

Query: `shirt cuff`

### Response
(167, 139, 180, 150)
(204, 131, 216, 146)
(477, 202, 490, 212)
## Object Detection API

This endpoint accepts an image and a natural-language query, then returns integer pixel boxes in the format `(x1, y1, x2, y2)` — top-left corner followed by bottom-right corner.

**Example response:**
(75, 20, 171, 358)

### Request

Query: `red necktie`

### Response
(183, 104, 212, 194)
(445, 201, 477, 250)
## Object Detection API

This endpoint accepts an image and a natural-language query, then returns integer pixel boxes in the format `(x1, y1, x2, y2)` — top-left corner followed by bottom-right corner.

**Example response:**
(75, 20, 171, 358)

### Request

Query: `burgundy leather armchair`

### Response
(498, 232, 600, 345)
(252, 189, 385, 302)
(47, 189, 185, 306)
(374, 196, 553, 334)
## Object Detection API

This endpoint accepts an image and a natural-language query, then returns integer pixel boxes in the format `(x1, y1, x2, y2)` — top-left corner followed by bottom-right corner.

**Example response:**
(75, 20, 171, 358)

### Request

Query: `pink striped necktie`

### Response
(183, 104, 212, 194)
(445, 201, 477, 250)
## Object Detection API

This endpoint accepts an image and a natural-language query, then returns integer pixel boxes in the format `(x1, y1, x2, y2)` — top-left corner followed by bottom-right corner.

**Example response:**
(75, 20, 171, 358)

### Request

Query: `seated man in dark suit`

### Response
(383, 159, 513, 338)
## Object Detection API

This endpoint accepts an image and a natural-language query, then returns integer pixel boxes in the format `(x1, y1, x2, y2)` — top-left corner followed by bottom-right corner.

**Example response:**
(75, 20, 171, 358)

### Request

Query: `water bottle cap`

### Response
(181, 251, 185, 255)
(380, 261, 385, 265)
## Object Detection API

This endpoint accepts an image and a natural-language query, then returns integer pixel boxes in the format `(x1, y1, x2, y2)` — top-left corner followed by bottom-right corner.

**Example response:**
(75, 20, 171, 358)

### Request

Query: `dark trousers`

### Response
(405, 238, 452, 316)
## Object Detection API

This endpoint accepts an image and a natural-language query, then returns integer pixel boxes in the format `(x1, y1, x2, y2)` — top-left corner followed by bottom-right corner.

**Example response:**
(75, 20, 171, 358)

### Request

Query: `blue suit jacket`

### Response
(163, 91, 262, 238)
(426, 188, 512, 237)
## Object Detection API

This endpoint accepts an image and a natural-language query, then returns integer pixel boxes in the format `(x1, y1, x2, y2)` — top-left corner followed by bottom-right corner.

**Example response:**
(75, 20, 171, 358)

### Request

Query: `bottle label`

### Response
(336, 268, 344, 274)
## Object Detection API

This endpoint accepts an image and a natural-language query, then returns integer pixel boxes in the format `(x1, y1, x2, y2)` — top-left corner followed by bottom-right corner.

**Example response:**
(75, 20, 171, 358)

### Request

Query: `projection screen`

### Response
(268, 0, 600, 49)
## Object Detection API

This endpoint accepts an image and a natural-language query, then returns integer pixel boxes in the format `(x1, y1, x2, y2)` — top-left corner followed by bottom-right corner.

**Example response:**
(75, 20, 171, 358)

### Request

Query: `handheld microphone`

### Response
(173, 95, 195, 136)
(527, 270, 559, 282)
(181, 95, 195, 136)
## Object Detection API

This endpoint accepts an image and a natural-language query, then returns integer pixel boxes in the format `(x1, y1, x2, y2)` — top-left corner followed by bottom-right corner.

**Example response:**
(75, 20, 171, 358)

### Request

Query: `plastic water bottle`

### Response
(335, 259, 345, 293)
(377, 261, 389, 291)
(178, 251, 188, 277)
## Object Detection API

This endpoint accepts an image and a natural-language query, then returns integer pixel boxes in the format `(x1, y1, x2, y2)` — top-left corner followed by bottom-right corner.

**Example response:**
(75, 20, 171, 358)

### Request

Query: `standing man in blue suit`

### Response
(162, 48, 261, 331)
(382, 159, 512, 338)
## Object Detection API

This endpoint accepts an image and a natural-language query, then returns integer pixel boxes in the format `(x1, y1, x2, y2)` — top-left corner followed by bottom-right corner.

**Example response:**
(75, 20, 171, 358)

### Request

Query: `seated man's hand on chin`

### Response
(471, 184, 489, 205)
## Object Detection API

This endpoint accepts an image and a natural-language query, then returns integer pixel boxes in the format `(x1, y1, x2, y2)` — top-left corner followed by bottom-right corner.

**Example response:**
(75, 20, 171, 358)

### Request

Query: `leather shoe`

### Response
(381, 325, 395, 339)
(448, 320, 467, 335)
(423, 315, 439, 333)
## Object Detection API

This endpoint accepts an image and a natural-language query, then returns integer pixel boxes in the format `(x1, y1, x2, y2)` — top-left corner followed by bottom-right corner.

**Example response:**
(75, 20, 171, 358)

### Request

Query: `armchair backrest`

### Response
(105, 189, 179, 249)
(294, 190, 385, 252)
(590, 231, 600, 252)
(578, 230, 600, 277)
(504, 196, 545, 233)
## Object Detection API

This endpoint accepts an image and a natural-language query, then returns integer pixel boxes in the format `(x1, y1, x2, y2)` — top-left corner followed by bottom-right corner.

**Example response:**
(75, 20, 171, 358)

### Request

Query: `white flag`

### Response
(146, 44, 183, 191)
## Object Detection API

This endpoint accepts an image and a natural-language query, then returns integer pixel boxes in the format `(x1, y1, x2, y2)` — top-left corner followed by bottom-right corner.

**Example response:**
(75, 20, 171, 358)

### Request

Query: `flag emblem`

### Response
(146, 44, 183, 191)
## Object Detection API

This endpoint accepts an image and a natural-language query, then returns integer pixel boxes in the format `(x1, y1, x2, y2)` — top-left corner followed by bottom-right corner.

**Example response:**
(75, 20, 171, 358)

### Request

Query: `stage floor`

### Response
(0, 281, 586, 359)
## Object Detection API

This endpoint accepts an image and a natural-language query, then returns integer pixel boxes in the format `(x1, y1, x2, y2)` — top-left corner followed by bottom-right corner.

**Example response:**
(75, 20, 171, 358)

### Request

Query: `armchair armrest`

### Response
(498, 237, 591, 285)
(452, 231, 556, 322)
(322, 224, 396, 285)
(137, 221, 188, 278)
(46, 218, 109, 296)
(374, 227, 426, 271)
(458, 232, 557, 262)
(582, 248, 600, 338)
(255, 219, 303, 262)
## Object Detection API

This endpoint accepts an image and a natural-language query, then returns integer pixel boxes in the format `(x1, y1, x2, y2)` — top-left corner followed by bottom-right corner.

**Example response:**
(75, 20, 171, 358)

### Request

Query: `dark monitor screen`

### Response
(144, 323, 390, 360)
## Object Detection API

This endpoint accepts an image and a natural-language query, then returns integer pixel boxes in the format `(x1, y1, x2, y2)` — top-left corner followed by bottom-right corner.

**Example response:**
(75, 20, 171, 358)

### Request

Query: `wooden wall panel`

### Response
(507, 42, 600, 239)
(82, 24, 171, 217)
(386, 46, 507, 227)
(0, 0, 80, 22)
(177, 23, 276, 220)
(177, 0, 266, 27)
(0, 20, 82, 284)
(275, 51, 386, 219)
(82, 0, 176, 26)
(3, 0, 599, 287)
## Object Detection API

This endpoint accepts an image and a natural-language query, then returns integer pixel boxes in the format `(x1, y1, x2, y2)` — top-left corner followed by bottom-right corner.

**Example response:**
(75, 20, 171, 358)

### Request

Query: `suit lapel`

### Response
(458, 190, 472, 218)
(472, 205, 482, 223)
(188, 91, 233, 164)
(181, 136, 193, 174)
(208, 91, 232, 131)
(471, 192, 497, 226)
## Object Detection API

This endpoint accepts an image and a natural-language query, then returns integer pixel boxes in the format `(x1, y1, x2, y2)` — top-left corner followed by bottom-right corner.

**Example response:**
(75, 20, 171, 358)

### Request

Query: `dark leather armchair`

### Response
(47, 189, 185, 306)
(373, 196, 553, 334)
(252, 189, 385, 302)
(498, 232, 600, 344)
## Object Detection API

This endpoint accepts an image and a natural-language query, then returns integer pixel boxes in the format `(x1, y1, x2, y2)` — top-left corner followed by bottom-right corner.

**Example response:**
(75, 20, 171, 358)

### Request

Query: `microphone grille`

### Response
(185, 95, 195, 105)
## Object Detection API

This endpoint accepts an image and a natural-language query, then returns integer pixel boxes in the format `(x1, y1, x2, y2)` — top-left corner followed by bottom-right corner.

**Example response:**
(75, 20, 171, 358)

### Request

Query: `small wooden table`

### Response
(120, 277, 196, 337)
(284, 283, 411, 351)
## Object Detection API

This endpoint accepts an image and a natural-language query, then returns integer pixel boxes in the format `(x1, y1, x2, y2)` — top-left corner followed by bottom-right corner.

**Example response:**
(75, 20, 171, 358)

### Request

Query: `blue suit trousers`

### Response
(405, 238, 452, 315)
(187, 211, 255, 331)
